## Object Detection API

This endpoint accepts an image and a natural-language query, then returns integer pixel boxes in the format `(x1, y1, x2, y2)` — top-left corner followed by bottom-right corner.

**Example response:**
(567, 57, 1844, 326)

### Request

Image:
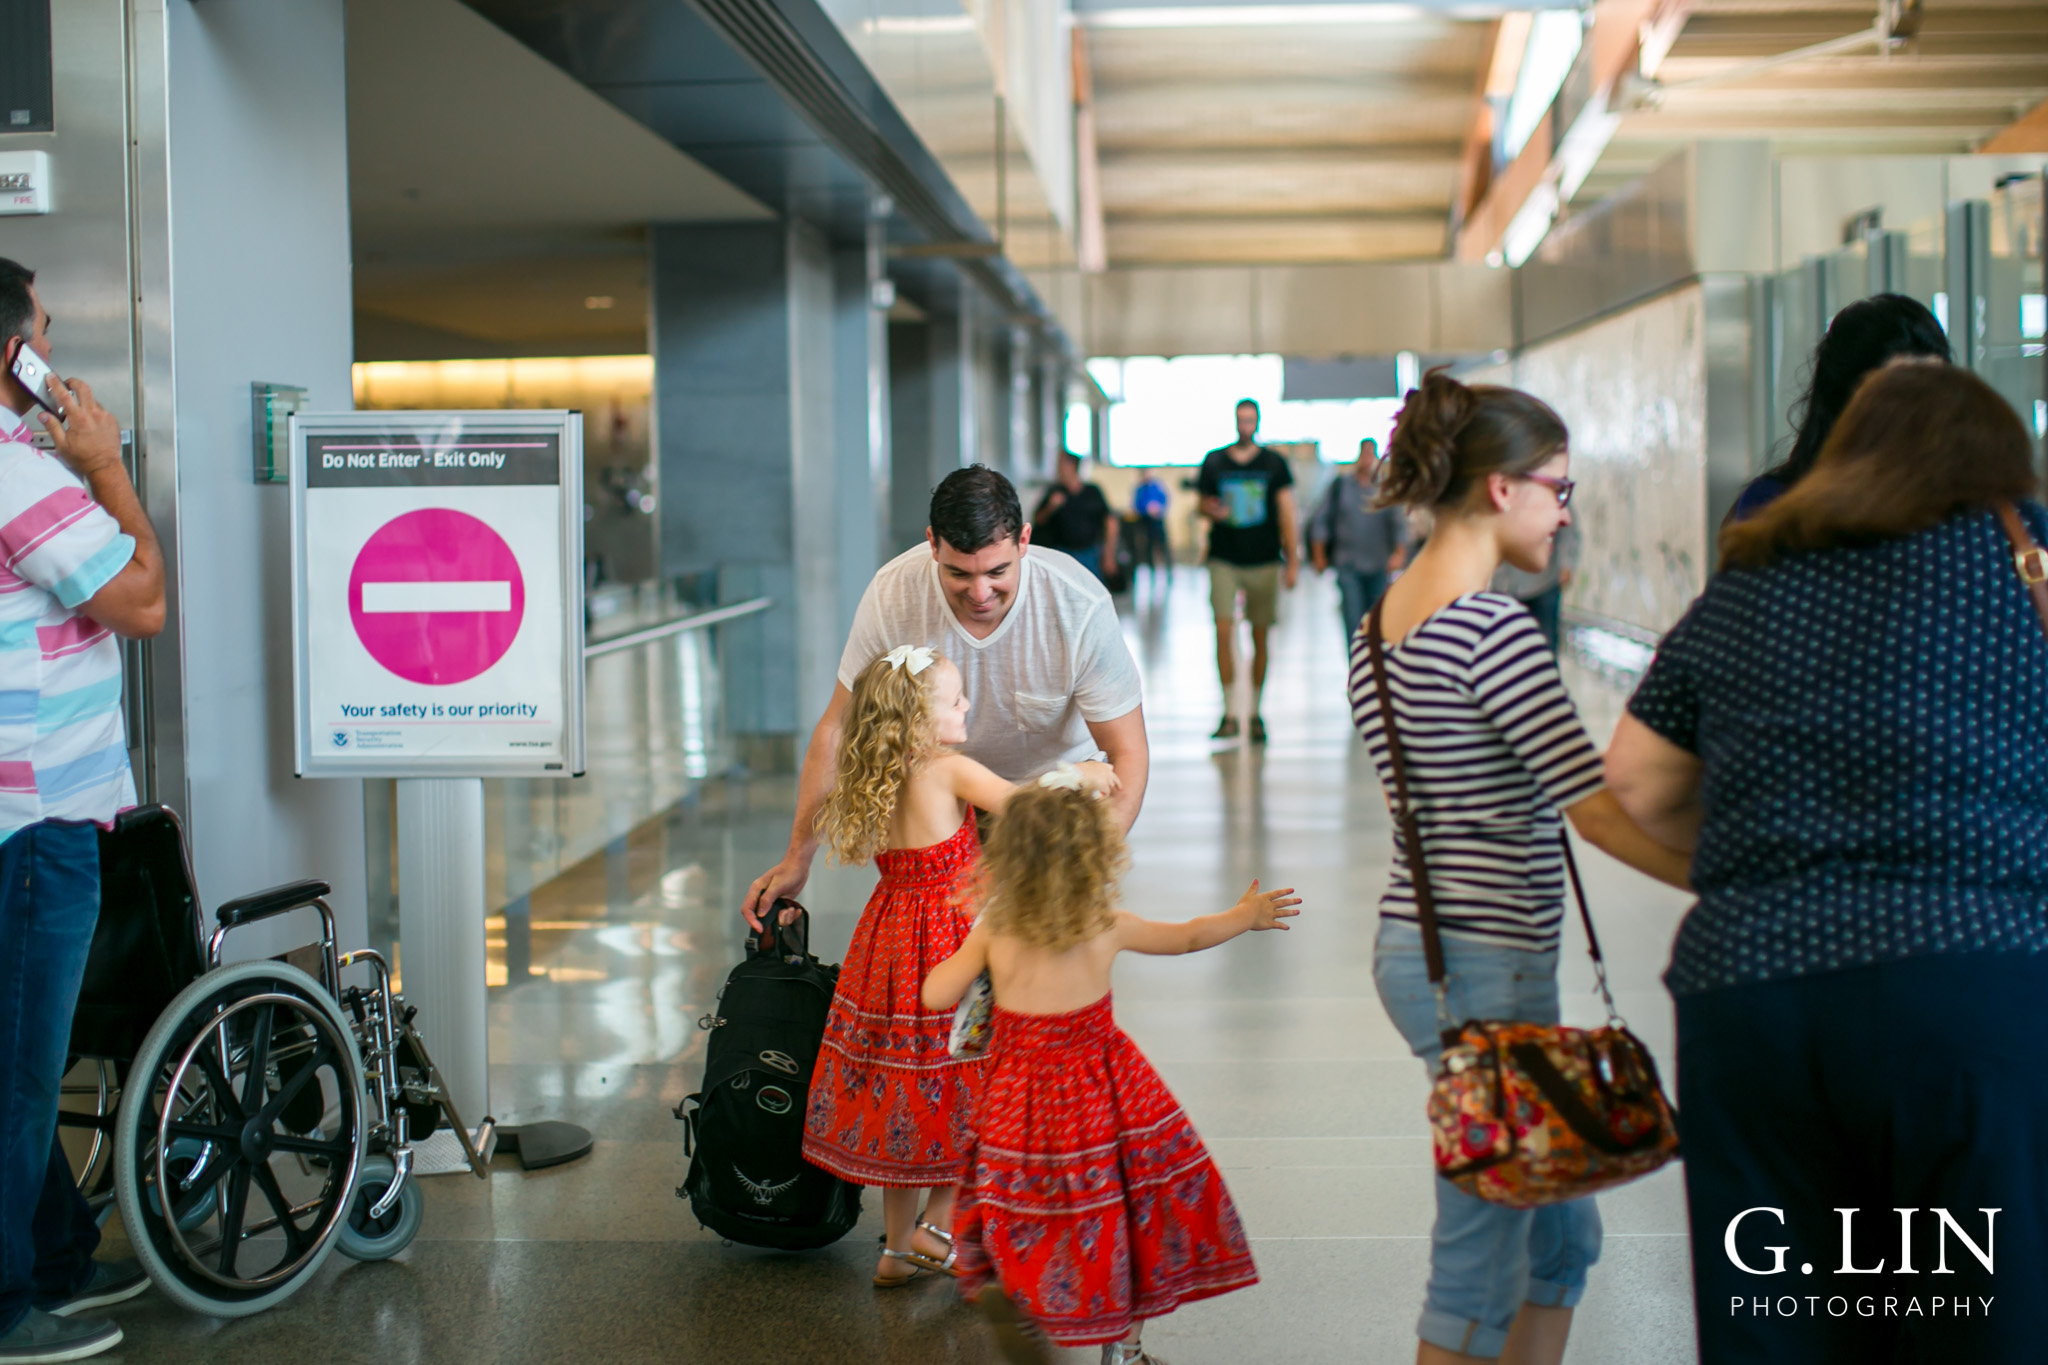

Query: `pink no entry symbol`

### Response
(348, 508, 525, 685)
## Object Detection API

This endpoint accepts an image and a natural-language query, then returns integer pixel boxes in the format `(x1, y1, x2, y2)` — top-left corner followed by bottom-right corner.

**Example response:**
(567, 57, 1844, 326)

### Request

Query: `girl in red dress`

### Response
(804, 646, 1116, 1289)
(922, 778, 1302, 1364)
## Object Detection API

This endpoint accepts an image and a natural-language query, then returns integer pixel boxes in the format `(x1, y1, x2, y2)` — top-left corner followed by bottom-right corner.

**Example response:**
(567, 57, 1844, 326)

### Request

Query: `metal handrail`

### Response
(582, 597, 773, 661)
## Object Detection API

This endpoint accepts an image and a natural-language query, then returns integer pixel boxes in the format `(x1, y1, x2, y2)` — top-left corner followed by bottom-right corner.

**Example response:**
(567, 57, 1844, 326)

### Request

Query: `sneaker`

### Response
(1210, 715, 1240, 740)
(0, 1310, 121, 1363)
(1248, 715, 1267, 744)
(40, 1260, 149, 1318)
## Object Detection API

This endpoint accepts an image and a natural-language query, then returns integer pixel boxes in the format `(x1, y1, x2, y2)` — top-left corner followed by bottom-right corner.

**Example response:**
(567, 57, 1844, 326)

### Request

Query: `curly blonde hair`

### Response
(814, 652, 945, 865)
(980, 783, 1125, 950)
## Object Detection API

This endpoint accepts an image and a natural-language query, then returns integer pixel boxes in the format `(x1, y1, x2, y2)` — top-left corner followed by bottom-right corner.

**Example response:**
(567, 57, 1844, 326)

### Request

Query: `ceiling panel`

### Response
(1108, 214, 1448, 264)
(1083, 12, 1484, 267)
(1102, 150, 1459, 215)
(1094, 82, 1473, 150)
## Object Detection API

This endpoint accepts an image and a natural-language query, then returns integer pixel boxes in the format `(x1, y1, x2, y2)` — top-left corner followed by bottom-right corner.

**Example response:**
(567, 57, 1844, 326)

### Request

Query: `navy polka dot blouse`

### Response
(1629, 505, 2048, 996)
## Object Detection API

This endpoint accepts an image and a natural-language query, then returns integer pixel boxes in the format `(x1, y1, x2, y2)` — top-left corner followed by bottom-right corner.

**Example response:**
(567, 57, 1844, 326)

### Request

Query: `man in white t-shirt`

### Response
(742, 465, 1148, 928)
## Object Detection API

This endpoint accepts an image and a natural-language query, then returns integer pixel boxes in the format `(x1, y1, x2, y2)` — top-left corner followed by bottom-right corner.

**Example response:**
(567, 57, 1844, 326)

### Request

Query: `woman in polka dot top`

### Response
(1607, 361, 2048, 1365)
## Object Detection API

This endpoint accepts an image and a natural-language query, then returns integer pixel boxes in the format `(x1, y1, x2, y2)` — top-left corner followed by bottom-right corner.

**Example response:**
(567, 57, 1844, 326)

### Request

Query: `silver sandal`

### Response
(1101, 1342, 1166, 1365)
(872, 1248, 930, 1289)
(903, 1220, 960, 1275)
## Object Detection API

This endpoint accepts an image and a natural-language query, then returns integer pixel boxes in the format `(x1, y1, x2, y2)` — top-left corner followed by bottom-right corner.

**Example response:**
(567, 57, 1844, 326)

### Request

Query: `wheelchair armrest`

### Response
(216, 879, 332, 929)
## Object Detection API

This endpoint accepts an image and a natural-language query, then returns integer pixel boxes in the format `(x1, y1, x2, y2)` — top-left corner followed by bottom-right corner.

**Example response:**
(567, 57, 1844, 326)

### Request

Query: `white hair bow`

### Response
(1037, 763, 1086, 792)
(883, 644, 936, 676)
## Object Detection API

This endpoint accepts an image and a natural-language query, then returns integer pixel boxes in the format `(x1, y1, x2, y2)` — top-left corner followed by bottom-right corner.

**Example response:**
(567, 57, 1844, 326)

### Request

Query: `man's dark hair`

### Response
(929, 464, 1023, 553)
(0, 259, 34, 347)
(1236, 398, 1259, 416)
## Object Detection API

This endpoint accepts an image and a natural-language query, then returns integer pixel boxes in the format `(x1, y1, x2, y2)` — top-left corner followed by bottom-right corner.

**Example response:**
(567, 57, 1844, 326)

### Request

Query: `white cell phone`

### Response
(8, 343, 63, 419)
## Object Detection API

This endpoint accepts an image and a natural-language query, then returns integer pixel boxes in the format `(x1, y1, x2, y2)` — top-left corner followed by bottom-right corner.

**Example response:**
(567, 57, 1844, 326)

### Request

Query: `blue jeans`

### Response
(0, 821, 104, 1333)
(1373, 919, 1603, 1358)
(1069, 544, 1103, 578)
(1335, 567, 1388, 647)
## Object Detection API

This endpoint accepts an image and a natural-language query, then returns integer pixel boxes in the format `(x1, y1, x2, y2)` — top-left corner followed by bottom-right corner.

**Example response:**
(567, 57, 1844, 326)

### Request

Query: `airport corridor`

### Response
(97, 569, 1698, 1365)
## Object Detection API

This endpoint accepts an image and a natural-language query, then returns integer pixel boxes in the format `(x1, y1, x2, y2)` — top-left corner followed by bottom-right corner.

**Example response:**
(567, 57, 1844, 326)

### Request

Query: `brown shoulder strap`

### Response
(1368, 600, 1616, 1019)
(1993, 501, 2048, 640)
(1365, 603, 1449, 990)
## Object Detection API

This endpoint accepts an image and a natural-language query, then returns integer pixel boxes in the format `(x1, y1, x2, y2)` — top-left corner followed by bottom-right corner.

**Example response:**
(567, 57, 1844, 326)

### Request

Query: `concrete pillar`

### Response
(887, 299, 974, 552)
(831, 214, 890, 638)
(650, 220, 847, 766)
(887, 322, 932, 554)
(160, 0, 368, 957)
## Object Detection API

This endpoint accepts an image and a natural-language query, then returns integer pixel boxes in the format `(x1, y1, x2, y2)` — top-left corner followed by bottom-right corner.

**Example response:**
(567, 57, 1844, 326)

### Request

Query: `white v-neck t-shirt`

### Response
(837, 545, 1143, 780)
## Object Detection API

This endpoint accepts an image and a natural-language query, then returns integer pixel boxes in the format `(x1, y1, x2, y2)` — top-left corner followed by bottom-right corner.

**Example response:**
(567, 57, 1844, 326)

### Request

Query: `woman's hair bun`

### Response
(1381, 367, 1479, 509)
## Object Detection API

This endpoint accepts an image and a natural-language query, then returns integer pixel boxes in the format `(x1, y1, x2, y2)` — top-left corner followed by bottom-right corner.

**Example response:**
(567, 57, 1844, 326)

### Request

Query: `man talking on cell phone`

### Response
(0, 258, 166, 1363)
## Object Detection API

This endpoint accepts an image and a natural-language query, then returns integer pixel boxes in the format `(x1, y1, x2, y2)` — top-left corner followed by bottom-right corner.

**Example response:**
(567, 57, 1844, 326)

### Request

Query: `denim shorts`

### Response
(1372, 918, 1604, 1358)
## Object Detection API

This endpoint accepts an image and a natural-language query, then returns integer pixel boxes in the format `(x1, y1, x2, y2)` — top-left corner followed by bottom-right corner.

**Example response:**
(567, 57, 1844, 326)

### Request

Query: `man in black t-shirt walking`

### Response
(1197, 398, 1298, 742)
(1030, 450, 1119, 580)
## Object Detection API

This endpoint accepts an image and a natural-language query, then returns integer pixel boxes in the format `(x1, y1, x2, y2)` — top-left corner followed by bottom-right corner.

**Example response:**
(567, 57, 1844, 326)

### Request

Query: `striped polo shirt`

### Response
(1348, 592, 1606, 952)
(0, 406, 137, 840)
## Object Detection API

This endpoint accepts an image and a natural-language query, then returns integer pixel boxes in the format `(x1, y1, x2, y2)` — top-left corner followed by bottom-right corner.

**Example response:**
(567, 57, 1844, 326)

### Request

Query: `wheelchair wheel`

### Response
(335, 1154, 424, 1261)
(59, 1058, 119, 1204)
(115, 959, 366, 1319)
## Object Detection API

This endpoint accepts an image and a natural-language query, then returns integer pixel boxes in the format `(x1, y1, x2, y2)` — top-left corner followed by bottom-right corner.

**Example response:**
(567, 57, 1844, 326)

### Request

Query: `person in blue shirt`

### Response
(1607, 361, 2048, 1364)
(1726, 294, 1949, 524)
(1131, 470, 1170, 582)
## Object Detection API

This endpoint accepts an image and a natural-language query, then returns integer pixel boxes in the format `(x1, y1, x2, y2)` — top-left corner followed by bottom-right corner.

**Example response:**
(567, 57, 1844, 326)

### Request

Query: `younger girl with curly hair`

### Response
(923, 780, 1302, 1365)
(803, 645, 1115, 1289)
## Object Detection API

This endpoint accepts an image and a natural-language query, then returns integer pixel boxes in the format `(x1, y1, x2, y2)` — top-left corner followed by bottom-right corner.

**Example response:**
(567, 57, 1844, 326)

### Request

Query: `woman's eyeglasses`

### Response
(1521, 473, 1575, 509)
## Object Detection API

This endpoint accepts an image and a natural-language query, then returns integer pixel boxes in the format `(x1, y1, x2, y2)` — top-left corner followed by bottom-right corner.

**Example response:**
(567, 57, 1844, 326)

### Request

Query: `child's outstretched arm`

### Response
(921, 918, 991, 1010)
(934, 754, 1121, 814)
(1115, 880, 1302, 957)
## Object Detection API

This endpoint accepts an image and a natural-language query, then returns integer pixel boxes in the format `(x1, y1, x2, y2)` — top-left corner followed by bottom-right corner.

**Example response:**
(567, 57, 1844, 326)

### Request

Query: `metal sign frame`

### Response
(289, 409, 585, 779)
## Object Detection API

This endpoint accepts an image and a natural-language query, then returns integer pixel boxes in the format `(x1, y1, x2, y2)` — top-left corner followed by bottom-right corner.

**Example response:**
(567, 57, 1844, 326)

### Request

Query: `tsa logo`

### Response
(331, 730, 350, 748)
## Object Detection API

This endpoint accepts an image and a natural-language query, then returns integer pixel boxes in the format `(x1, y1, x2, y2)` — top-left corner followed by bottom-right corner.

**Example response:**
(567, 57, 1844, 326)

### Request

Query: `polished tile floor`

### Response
(105, 569, 1699, 1364)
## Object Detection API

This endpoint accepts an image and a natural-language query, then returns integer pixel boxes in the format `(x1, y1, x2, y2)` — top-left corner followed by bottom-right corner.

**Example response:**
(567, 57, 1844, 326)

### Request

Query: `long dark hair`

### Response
(1722, 360, 2033, 570)
(1767, 294, 1951, 488)
(1378, 368, 1567, 510)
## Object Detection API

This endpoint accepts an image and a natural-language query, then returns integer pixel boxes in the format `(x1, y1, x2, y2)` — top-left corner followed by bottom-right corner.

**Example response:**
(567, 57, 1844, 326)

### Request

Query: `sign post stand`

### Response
(291, 411, 588, 1171)
(396, 777, 490, 1129)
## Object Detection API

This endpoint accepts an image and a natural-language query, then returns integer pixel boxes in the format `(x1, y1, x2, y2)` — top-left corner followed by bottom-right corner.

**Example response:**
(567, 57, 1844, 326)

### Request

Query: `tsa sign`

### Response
(291, 411, 585, 778)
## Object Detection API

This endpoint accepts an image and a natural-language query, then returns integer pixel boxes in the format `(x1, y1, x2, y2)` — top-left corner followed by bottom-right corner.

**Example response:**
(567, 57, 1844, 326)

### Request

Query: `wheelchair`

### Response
(58, 805, 494, 1317)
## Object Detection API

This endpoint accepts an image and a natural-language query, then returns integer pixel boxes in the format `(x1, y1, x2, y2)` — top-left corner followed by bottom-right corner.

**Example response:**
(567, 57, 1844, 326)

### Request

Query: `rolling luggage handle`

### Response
(752, 897, 812, 961)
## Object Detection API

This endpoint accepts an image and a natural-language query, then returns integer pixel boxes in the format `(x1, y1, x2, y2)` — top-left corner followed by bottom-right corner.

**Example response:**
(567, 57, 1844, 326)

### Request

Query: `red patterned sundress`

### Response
(953, 993, 1258, 1346)
(802, 815, 988, 1187)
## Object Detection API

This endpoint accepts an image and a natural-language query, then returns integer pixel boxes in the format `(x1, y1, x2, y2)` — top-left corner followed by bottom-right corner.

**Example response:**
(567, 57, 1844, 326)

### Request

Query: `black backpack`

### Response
(675, 901, 863, 1250)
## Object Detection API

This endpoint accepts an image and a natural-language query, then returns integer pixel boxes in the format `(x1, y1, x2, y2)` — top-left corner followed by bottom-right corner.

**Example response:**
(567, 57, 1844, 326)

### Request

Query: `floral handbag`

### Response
(948, 969, 994, 1059)
(1366, 604, 1680, 1209)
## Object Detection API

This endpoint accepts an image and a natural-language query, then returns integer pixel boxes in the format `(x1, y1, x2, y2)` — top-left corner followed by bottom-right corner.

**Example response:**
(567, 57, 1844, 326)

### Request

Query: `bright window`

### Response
(1094, 353, 1404, 466)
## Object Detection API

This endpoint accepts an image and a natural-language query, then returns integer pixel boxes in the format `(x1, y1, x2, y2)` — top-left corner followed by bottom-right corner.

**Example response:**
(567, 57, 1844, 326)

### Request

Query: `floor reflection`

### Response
(110, 567, 1699, 1365)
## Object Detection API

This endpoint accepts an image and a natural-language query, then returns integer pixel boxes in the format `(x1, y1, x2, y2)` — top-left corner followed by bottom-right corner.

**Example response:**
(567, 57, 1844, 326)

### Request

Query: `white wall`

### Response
(1469, 284, 1711, 637)
(165, 0, 367, 949)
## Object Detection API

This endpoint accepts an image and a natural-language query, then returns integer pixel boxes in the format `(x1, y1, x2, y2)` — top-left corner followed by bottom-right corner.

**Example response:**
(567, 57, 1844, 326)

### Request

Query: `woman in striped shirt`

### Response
(1352, 370, 1690, 1365)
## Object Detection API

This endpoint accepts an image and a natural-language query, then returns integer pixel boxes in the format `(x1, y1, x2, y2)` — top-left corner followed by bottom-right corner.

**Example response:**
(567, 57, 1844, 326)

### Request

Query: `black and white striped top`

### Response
(1348, 593, 1605, 952)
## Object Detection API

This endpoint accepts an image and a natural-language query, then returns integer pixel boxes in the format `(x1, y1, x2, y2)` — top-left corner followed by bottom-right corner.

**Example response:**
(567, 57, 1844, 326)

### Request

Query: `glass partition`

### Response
(1987, 172, 2047, 462)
